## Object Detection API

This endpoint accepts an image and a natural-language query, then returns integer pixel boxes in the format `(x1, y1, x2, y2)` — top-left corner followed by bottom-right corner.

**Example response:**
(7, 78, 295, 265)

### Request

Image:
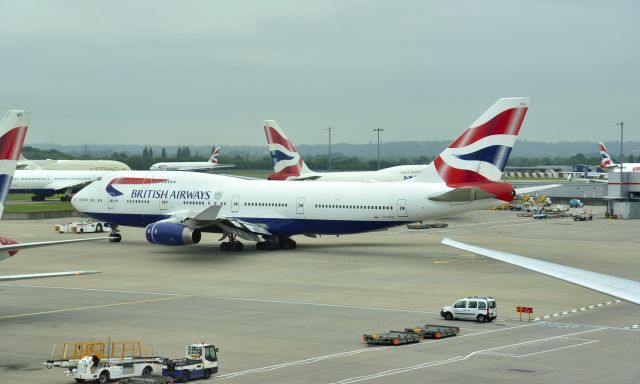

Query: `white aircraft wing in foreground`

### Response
(441, 238, 640, 305)
(0, 270, 99, 282)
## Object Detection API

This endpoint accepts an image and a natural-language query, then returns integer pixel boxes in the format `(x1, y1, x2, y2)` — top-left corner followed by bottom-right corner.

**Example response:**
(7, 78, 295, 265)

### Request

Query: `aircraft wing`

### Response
(44, 180, 93, 192)
(514, 184, 561, 195)
(0, 236, 112, 254)
(441, 238, 640, 305)
(163, 206, 272, 241)
(0, 270, 99, 282)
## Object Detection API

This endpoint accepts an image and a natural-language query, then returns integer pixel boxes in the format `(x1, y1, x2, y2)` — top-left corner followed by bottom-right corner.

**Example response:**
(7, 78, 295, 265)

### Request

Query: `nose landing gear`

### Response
(108, 225, 122, 243)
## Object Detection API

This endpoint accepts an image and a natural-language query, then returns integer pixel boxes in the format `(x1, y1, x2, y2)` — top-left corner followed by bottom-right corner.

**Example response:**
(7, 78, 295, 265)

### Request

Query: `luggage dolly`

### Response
(404, 324, 460, 339)
(362, 331, 421, 346)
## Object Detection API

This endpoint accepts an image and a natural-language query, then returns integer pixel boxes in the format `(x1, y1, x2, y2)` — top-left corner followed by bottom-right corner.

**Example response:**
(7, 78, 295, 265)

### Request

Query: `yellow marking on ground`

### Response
(0, 295, 192, 320)
(433, 261, 449, 264)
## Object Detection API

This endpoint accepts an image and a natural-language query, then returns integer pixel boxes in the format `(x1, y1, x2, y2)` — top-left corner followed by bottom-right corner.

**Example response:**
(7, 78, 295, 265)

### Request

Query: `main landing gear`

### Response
(256, 236, 297, 251)
(108, 225, 122, 243)
(219, 234, 244, 252)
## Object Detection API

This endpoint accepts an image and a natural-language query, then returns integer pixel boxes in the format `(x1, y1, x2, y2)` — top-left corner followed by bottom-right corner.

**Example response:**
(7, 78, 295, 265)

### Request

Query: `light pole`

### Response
(615, 121, 626, 204)
(373, 128, 384, 170)
(325, 126, 335, 171)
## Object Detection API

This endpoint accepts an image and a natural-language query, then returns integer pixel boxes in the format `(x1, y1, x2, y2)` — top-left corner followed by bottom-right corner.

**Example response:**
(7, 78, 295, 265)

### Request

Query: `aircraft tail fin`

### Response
(264, 120, 313, 180)
(0, 110, 30, 215)
(209, 147, 220, 165)
(415, 98, 529, 202)
(599, 142, 616, 169)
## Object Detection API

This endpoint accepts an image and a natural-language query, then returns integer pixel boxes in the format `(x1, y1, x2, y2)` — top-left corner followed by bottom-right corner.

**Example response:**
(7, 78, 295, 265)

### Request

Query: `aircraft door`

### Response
(397, 199, 408, 217)
(159, 197, 168, 211)
(107, 197, 115, 211)
(296, 197, 305, 214)
(231, 195, 240, 213)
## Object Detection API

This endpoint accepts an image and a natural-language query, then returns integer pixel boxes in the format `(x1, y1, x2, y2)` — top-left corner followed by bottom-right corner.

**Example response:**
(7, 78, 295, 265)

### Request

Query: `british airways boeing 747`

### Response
(72, 98, 545, 252)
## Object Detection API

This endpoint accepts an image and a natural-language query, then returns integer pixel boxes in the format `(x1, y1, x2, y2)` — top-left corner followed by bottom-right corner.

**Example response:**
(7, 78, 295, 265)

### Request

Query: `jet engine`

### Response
(145, 223, 201, 246)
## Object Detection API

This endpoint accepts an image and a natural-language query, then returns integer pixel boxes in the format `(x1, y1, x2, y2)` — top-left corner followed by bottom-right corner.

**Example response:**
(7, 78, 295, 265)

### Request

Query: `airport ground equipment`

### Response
(441, 296, 497, 322)
(69, 354, 162, 383)
(573, 210, 593, 221)
(161, 343, 219, 382)
(404, 324, 460, 339)
(362, 331, 421, 346)
(569, 199, 584, 208)
(56, 220, 110, 233)
(45, 340, 160, 382)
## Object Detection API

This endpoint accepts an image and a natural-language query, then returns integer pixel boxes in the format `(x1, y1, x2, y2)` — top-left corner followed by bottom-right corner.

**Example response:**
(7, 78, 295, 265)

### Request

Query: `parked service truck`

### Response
(162, 343, 219, 382)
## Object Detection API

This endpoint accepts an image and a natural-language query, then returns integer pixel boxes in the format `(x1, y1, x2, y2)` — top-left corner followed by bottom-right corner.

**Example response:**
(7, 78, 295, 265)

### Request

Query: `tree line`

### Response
(21, 145, 638, 171)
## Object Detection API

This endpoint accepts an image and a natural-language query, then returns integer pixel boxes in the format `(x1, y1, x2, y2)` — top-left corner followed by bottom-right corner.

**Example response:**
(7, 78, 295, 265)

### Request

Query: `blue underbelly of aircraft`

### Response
(82, 212, 407, 235)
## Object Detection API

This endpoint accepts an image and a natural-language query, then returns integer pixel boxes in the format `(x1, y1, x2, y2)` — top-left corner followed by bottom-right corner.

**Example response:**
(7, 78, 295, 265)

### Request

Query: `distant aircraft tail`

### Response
(416, 98, 530, 202)
(264, 120, 313, 180)
(598, 142, 616, 169)
(209, 147, 220, 165)
(0, 110, 30, 215)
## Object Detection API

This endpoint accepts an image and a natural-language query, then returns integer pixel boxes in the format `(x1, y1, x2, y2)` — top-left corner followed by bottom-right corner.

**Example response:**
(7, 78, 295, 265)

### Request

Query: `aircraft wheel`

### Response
(108, 233, 122, 243)
(220, 242, 229, 251)
(232, 241, 244, 251)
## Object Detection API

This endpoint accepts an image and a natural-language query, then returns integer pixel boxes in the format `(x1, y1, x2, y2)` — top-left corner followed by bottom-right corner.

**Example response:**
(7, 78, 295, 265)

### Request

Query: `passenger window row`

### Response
(314, 204, 393, 210)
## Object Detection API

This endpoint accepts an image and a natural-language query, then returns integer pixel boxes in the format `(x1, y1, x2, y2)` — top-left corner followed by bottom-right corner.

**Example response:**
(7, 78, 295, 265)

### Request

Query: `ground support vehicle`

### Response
(161, 343, 219, 382)
(573, 210, 593, 221)
(45, 340, 161, 383)
(362, 331, 421, 346)
(404, 324, 460, 339)
(441, 296, 497, 322)
(569, 199, 584, 208)
(68, 355, 162, 383)
(56, 220, 109, 233)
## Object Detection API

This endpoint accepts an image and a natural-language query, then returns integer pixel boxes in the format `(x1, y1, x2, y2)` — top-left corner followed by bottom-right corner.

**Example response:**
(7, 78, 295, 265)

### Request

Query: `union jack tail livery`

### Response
(599, 142, 616, 169)
(264, 120, 313, 180)
(416, 98, 530, 201)
(209, 147, 220, 165)
(0, 110, 30, 216)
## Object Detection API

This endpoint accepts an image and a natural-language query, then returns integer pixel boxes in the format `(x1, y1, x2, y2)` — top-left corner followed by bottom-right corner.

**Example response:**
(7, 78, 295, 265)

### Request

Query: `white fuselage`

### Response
(72, 171, 499, 236)
(10, 170, 110, 195)
(150, 162, 230, 171)
(289, 164, 427, 181)
(18, 159, 130, 171)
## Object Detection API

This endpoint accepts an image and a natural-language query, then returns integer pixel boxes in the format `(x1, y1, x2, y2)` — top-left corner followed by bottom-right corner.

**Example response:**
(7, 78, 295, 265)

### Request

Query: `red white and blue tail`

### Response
(209, 147, 220, 165)
(598, 142, 616, 169)
(0, 110, 30, 215)
(264, 120, 313, 180)
(416, 98, 529, 201)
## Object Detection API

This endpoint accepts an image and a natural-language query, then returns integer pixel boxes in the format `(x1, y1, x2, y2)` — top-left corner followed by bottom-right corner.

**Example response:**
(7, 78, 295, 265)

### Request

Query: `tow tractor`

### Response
(162, 343, 219, 382)
(56, 220, 109, 234)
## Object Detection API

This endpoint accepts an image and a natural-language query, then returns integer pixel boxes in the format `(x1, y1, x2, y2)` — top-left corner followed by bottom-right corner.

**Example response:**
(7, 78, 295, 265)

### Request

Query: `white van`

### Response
(440, 296, 497, 322)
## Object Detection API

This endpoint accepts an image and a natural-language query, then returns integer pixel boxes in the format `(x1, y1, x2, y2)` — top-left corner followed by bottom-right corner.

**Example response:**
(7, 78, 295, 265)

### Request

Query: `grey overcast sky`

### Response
(1, 1, 638, 146)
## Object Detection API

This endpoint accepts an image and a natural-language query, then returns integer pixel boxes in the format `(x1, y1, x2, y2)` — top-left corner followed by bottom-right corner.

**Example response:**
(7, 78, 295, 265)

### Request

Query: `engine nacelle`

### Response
(145, 223, 201, 246)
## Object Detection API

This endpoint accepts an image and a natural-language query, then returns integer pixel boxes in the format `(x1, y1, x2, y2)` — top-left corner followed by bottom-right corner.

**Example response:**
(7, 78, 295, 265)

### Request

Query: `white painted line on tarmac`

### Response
(0, 295, 191, 320)
(210, 296, 442, 315)
(0, 283, 187, 296)
(211, 322, 542, 381)
(328, 327, 607, 384)
(0, 283, 441, 315)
